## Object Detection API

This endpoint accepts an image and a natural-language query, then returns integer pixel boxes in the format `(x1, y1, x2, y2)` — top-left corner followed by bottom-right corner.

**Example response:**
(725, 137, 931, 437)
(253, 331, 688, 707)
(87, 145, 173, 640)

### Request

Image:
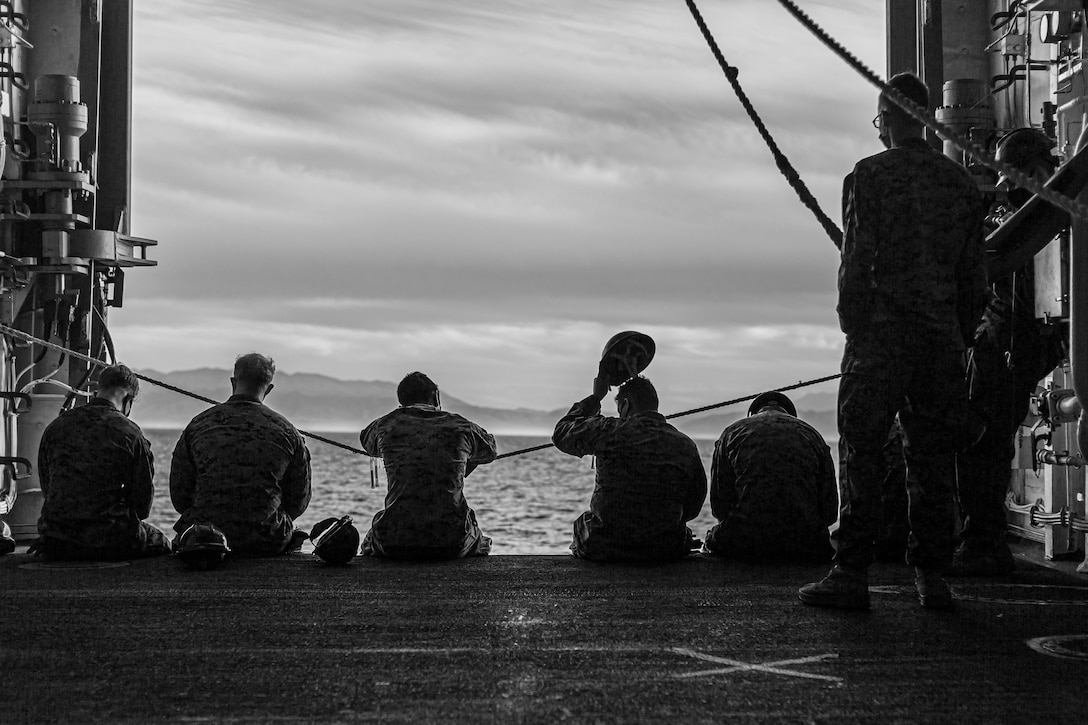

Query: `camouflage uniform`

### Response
(835, 136, 988, 571)
(956, 268, 1063, 553)
(170, 394, 311, 555)
(360, 404, 496, 560)
(875, 417, 910, 561)
(704, 409, 837, 562)
(552, 396, 707, 562)
(36, 398, 170, 560)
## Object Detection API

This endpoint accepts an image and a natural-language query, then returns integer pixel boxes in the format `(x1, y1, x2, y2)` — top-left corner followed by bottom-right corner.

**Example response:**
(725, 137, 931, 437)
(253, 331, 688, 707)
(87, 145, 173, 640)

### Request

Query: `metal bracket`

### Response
(0, 391, 30, 414)
(0, 456, 32, 480)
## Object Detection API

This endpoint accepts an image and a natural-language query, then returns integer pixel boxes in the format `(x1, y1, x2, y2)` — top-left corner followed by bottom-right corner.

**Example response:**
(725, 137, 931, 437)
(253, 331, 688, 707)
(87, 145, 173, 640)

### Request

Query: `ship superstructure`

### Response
(886, 0, 1087, 564)
(0, 0, 155, 539)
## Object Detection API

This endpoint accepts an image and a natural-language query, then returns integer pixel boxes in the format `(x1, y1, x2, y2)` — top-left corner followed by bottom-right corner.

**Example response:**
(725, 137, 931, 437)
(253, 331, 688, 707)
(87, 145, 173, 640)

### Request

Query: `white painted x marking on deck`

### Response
(671, 647, 843, 683)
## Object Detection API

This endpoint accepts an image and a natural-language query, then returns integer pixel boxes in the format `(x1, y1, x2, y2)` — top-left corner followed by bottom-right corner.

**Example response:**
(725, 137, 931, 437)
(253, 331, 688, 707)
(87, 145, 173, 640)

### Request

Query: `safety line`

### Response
(495, 372, 842, 460)
(0, 322, 364, 456)
(682, 0, 843, 246)
(775, 0, 1088, 222)
(0, 322, 841, 462)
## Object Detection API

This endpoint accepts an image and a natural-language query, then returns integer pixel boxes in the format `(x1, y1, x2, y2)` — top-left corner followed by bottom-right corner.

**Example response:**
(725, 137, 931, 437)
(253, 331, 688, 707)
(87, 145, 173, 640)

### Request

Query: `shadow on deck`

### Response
(1, 545, 1086, 723)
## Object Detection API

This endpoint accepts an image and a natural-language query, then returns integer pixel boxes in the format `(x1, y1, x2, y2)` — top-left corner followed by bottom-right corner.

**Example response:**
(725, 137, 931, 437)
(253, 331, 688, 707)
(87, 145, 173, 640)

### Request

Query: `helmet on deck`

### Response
(175, 524, 231, 570)
(599, 331, 656, 387)
(309, 516, 360, 565)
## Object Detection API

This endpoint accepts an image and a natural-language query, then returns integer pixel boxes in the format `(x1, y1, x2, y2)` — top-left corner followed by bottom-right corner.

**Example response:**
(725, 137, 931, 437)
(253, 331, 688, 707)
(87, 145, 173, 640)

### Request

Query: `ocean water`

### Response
(143, 430, 721, 555)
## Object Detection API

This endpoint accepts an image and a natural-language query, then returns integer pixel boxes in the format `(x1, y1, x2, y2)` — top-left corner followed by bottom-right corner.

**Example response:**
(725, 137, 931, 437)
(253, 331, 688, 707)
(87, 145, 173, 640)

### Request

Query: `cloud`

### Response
(119, 0, 882, 412)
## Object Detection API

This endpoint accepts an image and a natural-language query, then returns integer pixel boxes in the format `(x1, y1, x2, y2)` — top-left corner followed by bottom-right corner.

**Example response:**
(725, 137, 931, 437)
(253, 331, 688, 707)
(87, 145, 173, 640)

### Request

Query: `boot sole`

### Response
(798, 590, 871, 610)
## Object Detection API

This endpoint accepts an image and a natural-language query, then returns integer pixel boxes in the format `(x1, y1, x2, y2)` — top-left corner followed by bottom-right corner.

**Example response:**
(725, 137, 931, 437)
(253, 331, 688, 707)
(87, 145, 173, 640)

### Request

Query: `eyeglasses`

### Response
(872, 112, 884, 129)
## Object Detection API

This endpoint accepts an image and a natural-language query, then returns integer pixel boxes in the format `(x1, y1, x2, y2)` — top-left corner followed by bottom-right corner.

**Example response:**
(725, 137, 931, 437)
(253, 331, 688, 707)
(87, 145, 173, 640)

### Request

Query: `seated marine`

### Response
(32, 364, 171, 561)
(703, 392, 837, 562)
(552, 371, 707, 562)
(359, 371, 497, 560)
(170, 353, 312, 556)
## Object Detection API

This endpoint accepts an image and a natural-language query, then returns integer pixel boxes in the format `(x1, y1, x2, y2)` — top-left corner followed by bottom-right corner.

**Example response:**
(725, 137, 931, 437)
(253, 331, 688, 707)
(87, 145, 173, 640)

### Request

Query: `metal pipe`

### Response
(1036, 449, 1085, 468)
(1073, 123, 1088, 459)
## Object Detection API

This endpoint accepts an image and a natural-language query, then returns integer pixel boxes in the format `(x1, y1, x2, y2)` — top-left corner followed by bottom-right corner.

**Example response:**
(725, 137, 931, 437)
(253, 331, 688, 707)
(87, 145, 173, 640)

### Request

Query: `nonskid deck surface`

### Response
(2, 550, 1086, 724)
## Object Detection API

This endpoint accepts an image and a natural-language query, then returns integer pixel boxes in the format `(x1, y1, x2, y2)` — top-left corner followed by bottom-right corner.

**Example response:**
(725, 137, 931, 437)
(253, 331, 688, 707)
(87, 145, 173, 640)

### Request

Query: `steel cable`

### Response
(0, 322, 841, 461)
(0, 321, 362, 456)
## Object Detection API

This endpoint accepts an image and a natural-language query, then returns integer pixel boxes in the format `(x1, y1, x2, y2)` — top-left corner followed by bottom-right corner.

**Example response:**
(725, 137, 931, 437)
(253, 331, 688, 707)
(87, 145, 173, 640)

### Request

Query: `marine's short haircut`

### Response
(398, 371, 438, 406)
(617, 376, 658, 412)
(882, 72, 929, 115)
(98, 364, 139, 398)
(234, 353, 276, 389)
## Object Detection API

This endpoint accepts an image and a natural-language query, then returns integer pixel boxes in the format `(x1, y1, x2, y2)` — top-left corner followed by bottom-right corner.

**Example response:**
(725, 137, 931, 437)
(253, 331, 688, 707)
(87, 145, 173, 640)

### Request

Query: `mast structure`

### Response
(889, 0, 1087, 562)
(0, 0, 157, 539)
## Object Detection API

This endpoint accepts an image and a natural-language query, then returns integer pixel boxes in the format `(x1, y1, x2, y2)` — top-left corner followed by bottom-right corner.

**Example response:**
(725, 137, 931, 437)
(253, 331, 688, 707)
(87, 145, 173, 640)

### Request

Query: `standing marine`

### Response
(32, 364, 172, 561)
(799, 72, 988, 610)
(951, 128, 1065, 576)
(359, 371, 497, 560)
(552, 370, 706, 562)
(170, 353, 312, 556)
(703, 391, 837, 562)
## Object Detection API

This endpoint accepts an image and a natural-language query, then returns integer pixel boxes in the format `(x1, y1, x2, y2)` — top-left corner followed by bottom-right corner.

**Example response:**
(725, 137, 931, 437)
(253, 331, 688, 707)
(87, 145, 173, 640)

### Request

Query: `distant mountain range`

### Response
(132, 368, 837, 441)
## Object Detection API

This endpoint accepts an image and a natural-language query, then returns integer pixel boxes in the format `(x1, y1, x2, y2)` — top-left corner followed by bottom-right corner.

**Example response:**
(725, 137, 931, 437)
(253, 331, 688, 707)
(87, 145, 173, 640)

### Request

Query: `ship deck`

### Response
(2, 543, 1087, 724)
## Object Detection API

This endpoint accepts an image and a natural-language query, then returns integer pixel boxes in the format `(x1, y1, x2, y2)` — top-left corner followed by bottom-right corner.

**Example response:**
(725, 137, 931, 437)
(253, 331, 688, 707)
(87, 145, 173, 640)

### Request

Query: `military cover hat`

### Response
(176, 523, 231, 570)
(599, 331, 656, 386)
(310, 516, 360, 565)
(748, 391, 797, 417)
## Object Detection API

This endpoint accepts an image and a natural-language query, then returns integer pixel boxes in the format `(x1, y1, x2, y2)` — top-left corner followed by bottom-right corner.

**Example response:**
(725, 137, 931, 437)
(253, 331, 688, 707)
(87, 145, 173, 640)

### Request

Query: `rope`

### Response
(0, 321, 366, 456)
(682, 0, 843, 247)
(495, 372, 843, 459)
(774, 0, 1088, 223)
(0, 322, 841, 462)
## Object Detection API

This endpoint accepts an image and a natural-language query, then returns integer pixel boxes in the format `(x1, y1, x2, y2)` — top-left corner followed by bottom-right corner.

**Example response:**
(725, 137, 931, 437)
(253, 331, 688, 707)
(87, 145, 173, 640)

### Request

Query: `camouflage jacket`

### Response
(711, 410, 837, 545)
(839, 136, 988, 349)
(170, 394, 311, 553)
(360, 404, 497, 550)
(37, 398, 155, 548)
(552, 396, 707, 549)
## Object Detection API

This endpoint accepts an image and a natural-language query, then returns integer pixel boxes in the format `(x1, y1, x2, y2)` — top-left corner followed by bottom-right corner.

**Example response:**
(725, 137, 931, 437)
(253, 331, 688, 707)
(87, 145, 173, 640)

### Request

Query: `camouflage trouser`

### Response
(834, 330, 968, 571)
(33, 521, 172, 562)
(956, 325, 1056, 549)
(704, 521, 832, 563)
(875, 418, 910, 562)
(570, 512, 698, 562)
(174, 514, 304, 557)
(361, 508, 491, 560)
(361, 529, 491, 560)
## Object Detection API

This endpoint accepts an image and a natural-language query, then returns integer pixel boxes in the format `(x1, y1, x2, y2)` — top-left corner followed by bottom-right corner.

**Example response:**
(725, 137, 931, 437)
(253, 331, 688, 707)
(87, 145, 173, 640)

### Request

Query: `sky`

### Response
(110, 0, 885, 414)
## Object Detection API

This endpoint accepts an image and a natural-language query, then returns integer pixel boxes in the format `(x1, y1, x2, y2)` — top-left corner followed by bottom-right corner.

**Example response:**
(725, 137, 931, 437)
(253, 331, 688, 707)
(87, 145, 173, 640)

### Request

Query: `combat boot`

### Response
(798, 564, 870, 610)
(914, 568, 954, 610)
(947, 541, 1015, 577)
(0, 521, 15, 555)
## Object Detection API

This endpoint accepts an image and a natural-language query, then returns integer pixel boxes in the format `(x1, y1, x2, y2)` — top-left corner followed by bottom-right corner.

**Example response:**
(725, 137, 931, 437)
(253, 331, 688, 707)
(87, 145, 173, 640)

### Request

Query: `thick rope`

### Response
(683, 0, 843, 246)
(0, 321, 365, 456)
(775, 0, 1088, 222)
